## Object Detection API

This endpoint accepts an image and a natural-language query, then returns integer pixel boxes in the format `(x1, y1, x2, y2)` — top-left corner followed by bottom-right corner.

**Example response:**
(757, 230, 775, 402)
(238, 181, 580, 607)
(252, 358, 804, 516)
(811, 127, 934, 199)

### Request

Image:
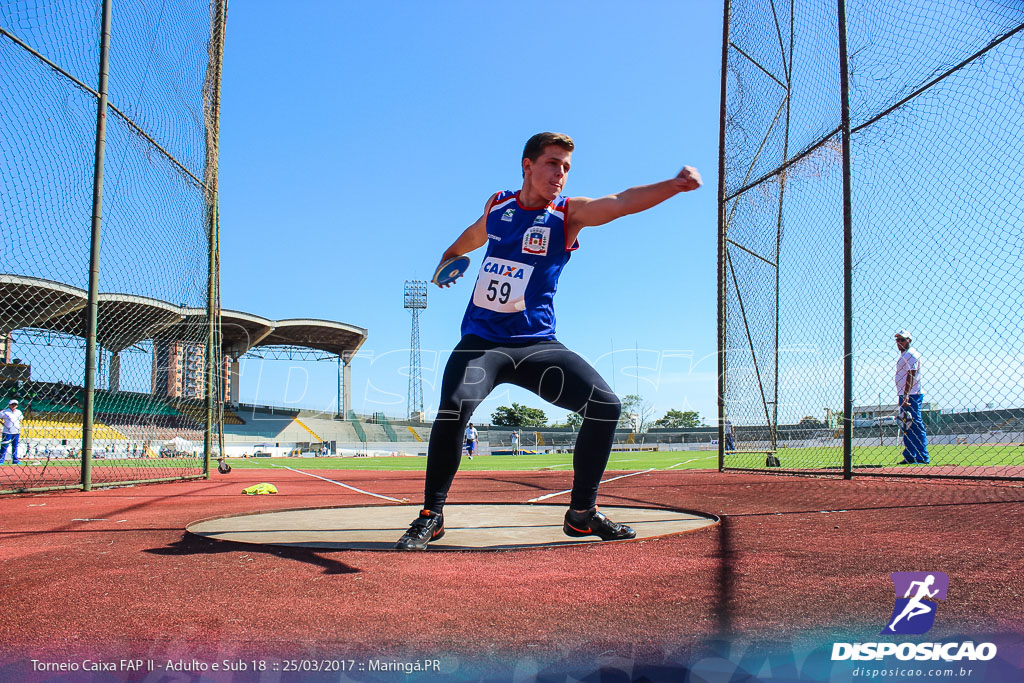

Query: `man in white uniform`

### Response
(723, 417, 735, 452)
(1, 399, 24, 465)
(895, 330, 929, 464)
(464, 423, 478, 460)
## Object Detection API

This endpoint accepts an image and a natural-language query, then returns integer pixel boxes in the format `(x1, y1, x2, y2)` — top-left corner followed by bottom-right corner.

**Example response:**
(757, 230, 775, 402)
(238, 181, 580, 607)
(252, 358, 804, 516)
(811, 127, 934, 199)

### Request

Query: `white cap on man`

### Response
(894, 329, 912, 340)
(7, 399, 17, 407)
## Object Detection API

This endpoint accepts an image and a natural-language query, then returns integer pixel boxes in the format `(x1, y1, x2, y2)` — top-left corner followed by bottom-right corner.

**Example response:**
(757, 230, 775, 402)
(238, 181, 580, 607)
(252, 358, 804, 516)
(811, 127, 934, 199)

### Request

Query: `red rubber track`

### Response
(1, 468, 1022, 669)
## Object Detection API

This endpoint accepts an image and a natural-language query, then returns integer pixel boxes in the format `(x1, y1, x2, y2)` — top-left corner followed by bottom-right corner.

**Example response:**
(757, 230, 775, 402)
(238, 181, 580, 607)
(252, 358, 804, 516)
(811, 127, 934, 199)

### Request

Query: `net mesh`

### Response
(722, 0, 1024, 478)
(0, 0, 225, 492)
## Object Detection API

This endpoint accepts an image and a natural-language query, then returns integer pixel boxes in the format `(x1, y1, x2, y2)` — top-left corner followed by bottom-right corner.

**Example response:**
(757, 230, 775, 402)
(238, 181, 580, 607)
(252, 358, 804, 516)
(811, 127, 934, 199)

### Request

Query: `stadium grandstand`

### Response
(0, 275, 367, 464)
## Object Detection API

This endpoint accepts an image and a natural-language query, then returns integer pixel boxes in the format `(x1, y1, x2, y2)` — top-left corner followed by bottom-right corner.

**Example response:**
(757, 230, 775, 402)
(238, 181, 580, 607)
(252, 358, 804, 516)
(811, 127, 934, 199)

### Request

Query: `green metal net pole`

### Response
(838, 0, 854, 479)
(773, 0, 794, 456)
(217, 259, 226, 467)
(203, 0, 228, 477)
(81, 0, 114, 492)
(203, 222, 215, 477)
(203, 197, 216, 478)
(717, 0, 731, 472)
(215, 242, 225, 465)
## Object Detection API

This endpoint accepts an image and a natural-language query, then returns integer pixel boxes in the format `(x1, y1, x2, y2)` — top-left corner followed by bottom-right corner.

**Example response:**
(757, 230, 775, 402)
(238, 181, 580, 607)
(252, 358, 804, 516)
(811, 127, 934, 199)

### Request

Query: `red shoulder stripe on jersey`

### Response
(564, 198, 580, 251)
(486, 191, 512, 216)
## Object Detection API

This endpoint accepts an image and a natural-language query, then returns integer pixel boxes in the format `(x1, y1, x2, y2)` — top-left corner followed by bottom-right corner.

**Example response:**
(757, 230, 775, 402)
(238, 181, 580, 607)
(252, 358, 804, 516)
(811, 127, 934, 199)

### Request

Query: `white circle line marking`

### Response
(526, 468, 657, 503)
(269, 464, 408, 503)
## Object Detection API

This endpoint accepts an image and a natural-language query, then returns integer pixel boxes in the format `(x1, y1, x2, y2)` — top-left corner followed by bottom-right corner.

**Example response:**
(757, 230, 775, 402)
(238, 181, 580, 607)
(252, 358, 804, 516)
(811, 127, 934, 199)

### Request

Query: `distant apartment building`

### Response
(151, 340, 233, 402)
(221, 356, 232, 403)
(152, 341, 205, 399)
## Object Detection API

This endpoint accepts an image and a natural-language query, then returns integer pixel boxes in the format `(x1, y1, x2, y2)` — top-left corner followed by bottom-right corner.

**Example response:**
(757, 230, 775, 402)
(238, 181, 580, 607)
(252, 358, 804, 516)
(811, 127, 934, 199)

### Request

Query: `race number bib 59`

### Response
(472, 257, 533, 313)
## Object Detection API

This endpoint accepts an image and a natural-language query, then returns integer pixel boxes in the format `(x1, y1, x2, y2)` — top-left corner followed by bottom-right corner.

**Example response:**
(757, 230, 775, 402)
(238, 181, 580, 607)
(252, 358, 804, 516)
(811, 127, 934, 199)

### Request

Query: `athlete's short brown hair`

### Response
(522, 132, 574, 175)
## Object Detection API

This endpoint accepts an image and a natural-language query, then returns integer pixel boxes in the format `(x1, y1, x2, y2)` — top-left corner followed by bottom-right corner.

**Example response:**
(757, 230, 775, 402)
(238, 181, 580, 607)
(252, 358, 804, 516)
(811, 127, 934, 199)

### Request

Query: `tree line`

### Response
(489, 396, 705, 431)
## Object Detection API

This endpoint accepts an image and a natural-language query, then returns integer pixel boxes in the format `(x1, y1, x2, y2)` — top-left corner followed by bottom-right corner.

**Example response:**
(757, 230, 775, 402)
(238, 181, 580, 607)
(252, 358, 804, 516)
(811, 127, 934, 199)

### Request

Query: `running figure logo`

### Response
(882, 571, 949, 635)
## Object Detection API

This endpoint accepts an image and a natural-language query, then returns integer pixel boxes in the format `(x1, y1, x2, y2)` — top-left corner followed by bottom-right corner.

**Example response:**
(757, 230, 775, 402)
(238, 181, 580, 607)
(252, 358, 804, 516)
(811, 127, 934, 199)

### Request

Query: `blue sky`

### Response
(218, 2, 724, 424)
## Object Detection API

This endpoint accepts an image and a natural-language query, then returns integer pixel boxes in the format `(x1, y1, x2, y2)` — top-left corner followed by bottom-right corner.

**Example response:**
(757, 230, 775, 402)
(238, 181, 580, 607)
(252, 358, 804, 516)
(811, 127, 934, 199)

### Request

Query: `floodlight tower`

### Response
(404, 280, 428, 420)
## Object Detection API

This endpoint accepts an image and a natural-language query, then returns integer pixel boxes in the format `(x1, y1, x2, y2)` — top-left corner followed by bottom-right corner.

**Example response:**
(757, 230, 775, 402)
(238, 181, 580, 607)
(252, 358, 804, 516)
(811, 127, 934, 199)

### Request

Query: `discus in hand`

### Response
(432, 255, 471, 287)
(896, 407, 913, 435)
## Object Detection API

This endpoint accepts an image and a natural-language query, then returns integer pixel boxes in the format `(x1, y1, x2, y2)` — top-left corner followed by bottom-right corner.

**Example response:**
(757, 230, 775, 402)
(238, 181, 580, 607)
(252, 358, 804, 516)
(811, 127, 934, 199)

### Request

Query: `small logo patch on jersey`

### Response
(522, 226, 550, 255)
(501, 208, 515, 222)
(487, 233, 502, 242)
(533, 213, 548, 225)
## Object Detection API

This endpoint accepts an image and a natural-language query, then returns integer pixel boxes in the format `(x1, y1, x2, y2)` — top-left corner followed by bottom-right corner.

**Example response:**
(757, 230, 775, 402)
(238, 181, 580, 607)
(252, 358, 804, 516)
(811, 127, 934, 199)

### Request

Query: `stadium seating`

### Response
(346, 411, 367, 443)
(294, 418, 323, 442)
(173, 399, 244, 426)
(22, 416, 124, 441)
(95, 391, 179, 416)
(224, 407, 299, 440)
(291, 416, 364, 443)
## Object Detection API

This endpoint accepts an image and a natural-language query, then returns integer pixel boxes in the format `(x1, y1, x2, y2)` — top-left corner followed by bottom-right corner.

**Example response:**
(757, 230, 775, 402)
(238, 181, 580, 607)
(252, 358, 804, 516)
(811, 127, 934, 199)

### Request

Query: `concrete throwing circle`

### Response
(186, 504, 718, 551)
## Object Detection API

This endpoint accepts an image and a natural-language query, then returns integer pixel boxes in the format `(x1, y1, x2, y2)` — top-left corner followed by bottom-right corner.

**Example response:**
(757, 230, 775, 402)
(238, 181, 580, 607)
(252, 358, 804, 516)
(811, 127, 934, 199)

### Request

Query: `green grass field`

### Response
(9, 444, 1020, 473)
(219, 442, 1020, 471)
(4, 452, 715, 472)
(725, 443, 1022, 469)
(223, 450, 723, 472)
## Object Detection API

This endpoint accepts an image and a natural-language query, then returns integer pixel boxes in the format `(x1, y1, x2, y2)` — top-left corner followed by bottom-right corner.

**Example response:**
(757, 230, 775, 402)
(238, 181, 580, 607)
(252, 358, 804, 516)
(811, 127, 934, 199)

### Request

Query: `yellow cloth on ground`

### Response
(242, 483, 278, 495)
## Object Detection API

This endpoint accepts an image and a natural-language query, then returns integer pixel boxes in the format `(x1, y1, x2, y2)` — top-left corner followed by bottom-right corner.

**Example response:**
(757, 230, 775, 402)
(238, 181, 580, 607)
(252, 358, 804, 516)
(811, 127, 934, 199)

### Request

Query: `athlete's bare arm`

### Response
(440, 192, 499, 262)
(566, 166, 702, 244)
(902, 368, 917, 407)
(435, 193, 499, 287)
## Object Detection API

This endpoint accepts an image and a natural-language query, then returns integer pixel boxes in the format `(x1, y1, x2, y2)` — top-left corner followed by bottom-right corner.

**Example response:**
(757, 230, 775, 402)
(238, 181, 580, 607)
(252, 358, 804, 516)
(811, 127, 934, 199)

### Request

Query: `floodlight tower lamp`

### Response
(404, 280, 428, 420)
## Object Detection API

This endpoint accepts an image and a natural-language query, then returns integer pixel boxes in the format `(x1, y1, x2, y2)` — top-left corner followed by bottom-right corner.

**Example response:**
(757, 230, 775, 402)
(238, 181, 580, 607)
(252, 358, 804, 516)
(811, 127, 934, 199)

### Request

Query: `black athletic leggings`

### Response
(424, 334, 621, 512)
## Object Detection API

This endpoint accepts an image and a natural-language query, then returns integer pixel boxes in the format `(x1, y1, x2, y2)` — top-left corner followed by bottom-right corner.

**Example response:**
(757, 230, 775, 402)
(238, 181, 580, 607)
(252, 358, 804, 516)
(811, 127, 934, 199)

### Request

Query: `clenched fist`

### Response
(675, 166, 702, 192)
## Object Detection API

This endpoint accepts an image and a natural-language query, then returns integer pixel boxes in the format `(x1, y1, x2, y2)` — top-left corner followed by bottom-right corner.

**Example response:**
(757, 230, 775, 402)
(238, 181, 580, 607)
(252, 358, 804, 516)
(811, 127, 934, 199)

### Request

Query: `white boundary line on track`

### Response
(526, 468, 657, 503)
(269, 464, 408, 503)
(668, 459, 699, 469)
(667, 455, 718, 469)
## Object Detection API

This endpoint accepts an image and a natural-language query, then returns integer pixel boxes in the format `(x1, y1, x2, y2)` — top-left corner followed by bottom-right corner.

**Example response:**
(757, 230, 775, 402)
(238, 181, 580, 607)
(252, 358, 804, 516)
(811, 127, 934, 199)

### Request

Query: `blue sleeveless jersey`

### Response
(461, 191, 578, 342)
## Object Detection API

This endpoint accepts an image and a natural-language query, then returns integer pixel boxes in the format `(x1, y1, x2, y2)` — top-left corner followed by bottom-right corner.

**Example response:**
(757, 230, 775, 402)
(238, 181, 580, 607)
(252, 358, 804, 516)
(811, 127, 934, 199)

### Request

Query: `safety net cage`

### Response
(0, 0, 227, 492)
(719, 0, 1024, 480)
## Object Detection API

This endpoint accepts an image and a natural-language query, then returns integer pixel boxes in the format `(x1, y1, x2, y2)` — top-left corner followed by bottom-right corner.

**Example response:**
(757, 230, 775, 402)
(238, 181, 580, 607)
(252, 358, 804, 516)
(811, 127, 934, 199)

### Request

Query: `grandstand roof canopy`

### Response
(0, 275, 86, 334)
(220, 309, 276, 357)
(259, 319, 368, 357)
(0, 276, 367, 358)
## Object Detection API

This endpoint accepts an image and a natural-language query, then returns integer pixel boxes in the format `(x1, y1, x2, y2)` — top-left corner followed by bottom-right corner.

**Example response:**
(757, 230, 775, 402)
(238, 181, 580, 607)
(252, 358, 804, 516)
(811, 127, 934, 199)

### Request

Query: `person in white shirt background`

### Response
(895, 330, 929, 464)
(723, 416, 735, 452)
(1, 399, 24, 465)
(464, 423, 479, 460)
